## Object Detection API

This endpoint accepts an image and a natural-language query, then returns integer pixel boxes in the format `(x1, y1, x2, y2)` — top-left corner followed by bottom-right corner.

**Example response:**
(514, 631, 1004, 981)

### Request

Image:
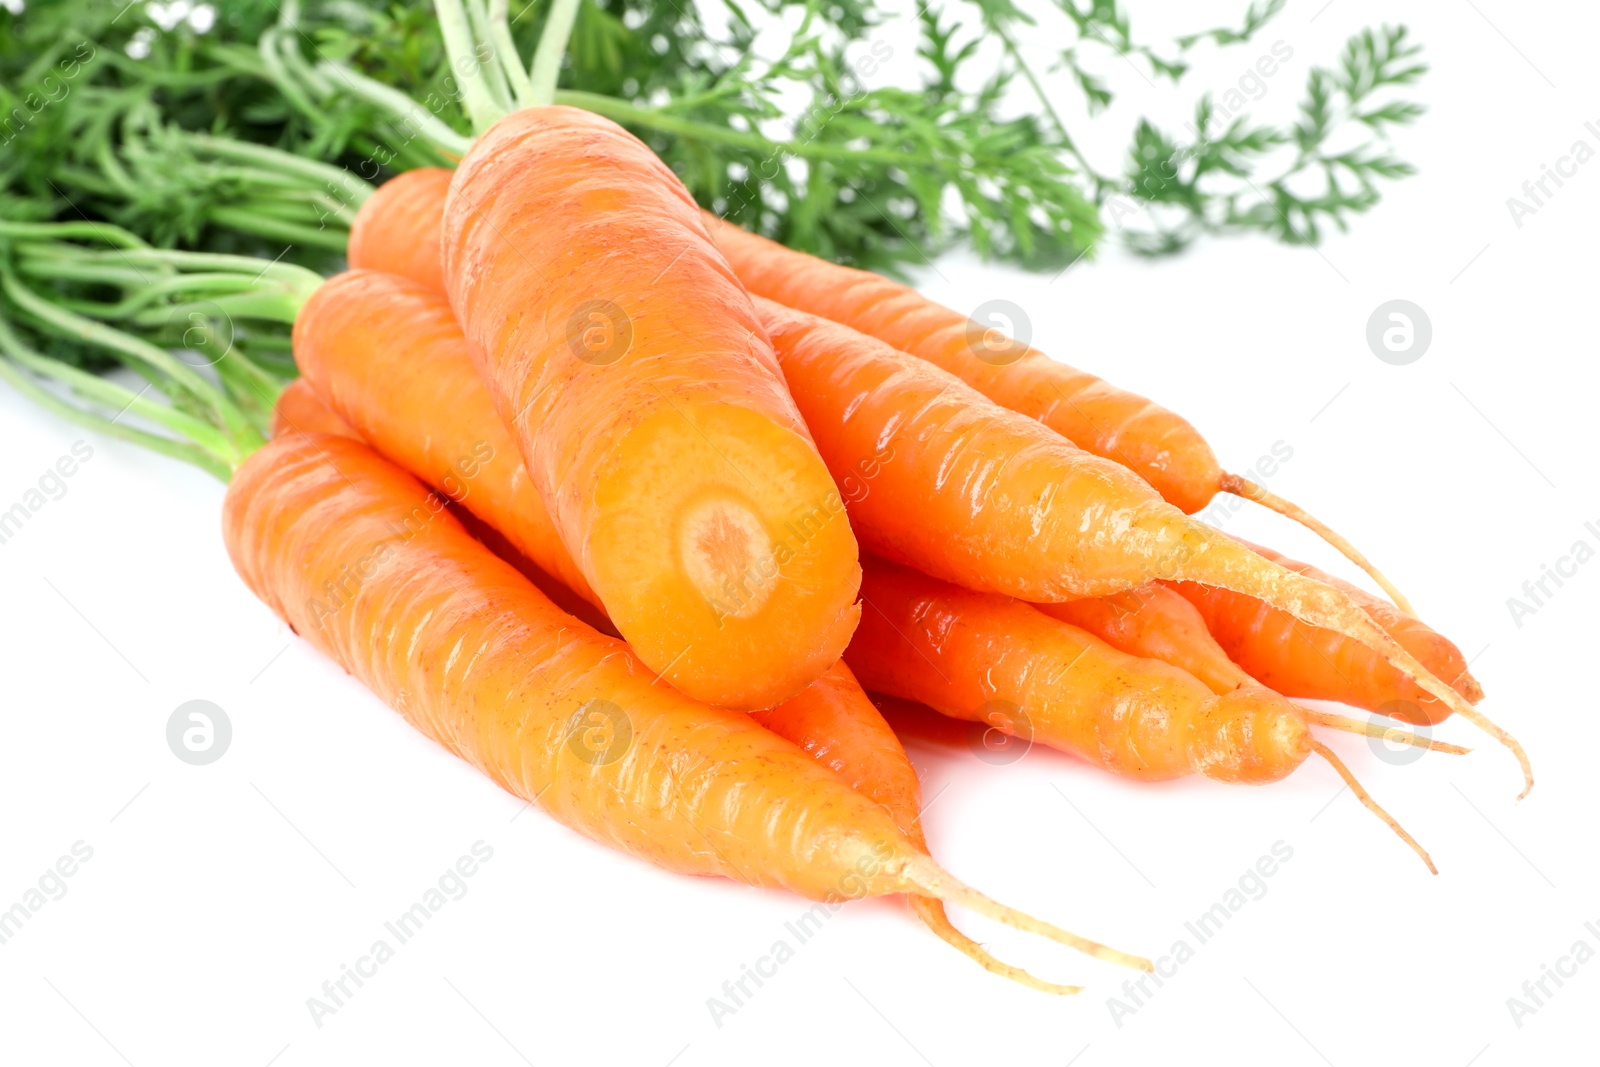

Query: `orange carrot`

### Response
(293, 269, 598, 608)
(1042, 585, 1467, 755)
(272, 339, 1072, 988)
(848, 558, 1436, 870)
(225, 432, 1146, 969)
(346, 167, 452, 293)
(754, 298, 1529, 794)
(752, 663, 1076, 993)
(1171, 538, 1482, 726)
(707, 215, 1414, 613)
(442, 107, 860, 711)
(269, 378, 356, 440)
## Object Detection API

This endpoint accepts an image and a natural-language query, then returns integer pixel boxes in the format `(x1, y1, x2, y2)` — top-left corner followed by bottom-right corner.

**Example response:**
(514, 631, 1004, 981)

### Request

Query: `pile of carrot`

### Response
(1, 0, 1528, 996)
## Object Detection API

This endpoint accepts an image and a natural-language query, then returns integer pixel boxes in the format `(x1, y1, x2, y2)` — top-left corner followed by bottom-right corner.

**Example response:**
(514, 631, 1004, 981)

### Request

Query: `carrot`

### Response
(346, 167, 452, 293)
(706, 215, 1415, 614)
(442, 106, 860, 711)
(751, 663, 1077, 994)
(754, 298, 1530, 795)
(1042, 585, 1468, 755)
(847, 557, 1437, 871)
(225, 431, 1146, 971)
(269, 378, 356, 440)
(1171, 537, 1482, 726)
(292, 269, 599, 610)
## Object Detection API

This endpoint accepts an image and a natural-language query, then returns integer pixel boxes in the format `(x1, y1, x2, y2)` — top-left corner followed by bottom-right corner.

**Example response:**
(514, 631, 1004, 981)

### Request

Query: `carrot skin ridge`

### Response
(225, 434, 915, 898)
(293, 269, 601, 607)
(228, 434, 1140, 971)
(1168, 536, 1483, 723)
(707, 215, 1414, 608)
(1046, 584, 1465, 754)
(847, 557, 1316, 786)
(753, 298, 1528, 795)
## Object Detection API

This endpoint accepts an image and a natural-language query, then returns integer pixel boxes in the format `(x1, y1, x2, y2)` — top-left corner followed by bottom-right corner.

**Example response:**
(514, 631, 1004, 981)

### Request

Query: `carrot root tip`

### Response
(898, 854, 1152, 972)
(1310, 740, 1437, 874)
(1222, 473, 1417, 616)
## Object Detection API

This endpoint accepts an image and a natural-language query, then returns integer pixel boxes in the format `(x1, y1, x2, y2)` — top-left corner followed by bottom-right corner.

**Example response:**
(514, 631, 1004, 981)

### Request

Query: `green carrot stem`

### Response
(0, 317, 241, 473)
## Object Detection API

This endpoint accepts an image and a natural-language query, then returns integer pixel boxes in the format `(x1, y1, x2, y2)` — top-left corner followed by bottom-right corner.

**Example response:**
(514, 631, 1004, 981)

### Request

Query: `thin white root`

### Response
(1223, 473, 1417, 616)
(1311, 740, 1437, 875)
(909, 896, 1082, 995)
(1300, 708, 1470, 755)
(899, 853, 1152, 972)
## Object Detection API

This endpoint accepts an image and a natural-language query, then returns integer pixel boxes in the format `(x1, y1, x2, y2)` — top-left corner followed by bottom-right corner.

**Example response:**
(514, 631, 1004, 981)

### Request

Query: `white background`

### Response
(2, 1, 1597, 1064)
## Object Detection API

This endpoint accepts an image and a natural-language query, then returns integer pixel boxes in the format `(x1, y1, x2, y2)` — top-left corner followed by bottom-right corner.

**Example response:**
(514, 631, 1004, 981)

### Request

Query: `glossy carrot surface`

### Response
(1173, 539, 1482, 725)
(443, 107, 860, 710)
(848, 559, 1310, 785)
(224, 434, 1145, 967)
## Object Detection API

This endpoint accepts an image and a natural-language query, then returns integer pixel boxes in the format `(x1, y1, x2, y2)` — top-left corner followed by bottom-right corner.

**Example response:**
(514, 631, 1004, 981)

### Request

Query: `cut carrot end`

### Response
(1222, 474, 1417, 616)
(898, 853, 1152, 972)
(1300, 708, 1470, 755)
(1310, 740, 1437, 875)
(588, 403, 862, 710)
(908, 896, 1082, 995)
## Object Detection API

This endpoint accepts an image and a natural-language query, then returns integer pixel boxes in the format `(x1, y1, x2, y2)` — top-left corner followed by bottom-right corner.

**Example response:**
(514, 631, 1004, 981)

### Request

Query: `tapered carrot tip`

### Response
(1310, 741, 1437, 875)
(910, 898, 1082, 995)
(898, 854, 1152, 972)
(1221, 473, 1417, 616)
(586, 402, 862, 709)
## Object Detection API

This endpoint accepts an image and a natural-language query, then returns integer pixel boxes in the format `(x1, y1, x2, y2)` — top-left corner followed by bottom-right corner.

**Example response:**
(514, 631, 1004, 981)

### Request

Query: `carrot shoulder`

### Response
(443, 107, 860, 710)
(270, 378, 356, 441)
(292, 269, 598, 607)
(347, 167, 452, 293)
